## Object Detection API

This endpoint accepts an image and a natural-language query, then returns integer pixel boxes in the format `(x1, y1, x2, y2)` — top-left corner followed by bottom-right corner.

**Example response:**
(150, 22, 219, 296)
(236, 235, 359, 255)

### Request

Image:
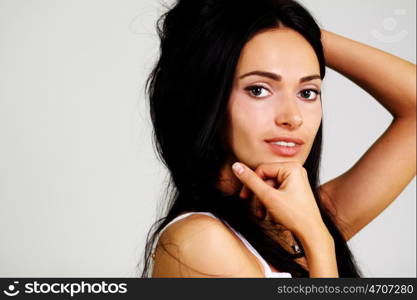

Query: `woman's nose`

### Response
(274, 97, 303, 129)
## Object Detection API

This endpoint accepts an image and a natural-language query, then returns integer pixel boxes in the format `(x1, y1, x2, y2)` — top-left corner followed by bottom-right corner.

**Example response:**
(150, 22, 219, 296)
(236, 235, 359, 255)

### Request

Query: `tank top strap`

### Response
(157, 211, 215, 236)
(155, 211, 291, 277)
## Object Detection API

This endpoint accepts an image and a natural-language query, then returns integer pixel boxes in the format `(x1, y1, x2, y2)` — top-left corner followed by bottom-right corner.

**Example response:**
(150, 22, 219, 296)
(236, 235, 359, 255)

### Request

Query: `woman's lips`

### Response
(266, 142, 302, 157)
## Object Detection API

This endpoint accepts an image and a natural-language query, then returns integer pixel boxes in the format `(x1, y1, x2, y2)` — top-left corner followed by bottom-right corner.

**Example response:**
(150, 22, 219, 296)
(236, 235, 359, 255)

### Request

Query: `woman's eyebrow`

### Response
(238, 70, 321, 83)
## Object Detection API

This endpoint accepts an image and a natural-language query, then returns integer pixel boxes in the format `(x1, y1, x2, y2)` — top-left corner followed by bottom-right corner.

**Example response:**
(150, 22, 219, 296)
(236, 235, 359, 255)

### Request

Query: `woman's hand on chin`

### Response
(232, 161, 330, 240)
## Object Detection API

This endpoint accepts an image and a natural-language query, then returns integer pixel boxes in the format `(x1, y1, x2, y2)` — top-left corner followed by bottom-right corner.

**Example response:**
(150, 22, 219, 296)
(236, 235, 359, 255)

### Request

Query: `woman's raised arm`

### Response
(318, 29, 416, 241)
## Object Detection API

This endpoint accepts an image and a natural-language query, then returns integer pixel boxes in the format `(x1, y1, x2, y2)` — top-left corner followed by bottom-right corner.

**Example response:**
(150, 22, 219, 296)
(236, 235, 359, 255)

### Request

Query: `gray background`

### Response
(0, 0, 415, 277)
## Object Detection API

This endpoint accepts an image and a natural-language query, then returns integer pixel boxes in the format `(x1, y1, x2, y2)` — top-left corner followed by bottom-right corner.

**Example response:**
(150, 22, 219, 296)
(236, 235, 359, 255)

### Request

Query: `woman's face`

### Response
(225, 27, 323, 170)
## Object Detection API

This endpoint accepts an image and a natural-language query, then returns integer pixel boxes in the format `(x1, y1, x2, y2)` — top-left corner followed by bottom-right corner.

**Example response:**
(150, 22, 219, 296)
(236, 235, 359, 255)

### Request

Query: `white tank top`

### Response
(154, 211, 292, 278)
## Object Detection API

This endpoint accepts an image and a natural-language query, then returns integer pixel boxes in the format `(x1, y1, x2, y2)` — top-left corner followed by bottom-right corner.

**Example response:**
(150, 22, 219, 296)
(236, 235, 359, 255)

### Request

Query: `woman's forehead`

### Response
(236, 28, 320, 78)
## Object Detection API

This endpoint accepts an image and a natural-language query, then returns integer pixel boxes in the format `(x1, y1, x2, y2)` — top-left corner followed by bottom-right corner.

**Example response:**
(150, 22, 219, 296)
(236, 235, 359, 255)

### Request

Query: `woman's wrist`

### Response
(296, 220, 334, 251)
(296, 222, 338, 277)
(304, 241, 338, 277)
(320, 28, 340, 70)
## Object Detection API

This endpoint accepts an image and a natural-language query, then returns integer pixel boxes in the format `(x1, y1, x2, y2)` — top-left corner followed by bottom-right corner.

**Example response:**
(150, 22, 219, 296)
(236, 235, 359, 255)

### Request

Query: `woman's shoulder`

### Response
(160, 212, 225, 241)
(157, 212, 239, 257)
(152, 212, 264, 277)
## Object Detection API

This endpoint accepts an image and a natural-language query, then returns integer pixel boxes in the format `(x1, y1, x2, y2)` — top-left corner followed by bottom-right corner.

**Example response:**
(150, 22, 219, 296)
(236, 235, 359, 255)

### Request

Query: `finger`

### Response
(265, 179, 276, 188)
(253, 162, 303, 188)
(240, 171, 277, 199)
(232, 162, 279, 208)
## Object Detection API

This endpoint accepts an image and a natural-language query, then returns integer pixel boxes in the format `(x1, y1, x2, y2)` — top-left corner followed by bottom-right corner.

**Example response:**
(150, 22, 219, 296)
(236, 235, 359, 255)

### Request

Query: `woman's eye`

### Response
(244, 85, 271, 98)
(298, 89, 321, 101)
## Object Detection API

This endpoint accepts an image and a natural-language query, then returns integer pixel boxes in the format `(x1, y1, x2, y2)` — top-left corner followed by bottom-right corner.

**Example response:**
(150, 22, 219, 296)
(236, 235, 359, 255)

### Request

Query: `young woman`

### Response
(140, 0, 416, 278)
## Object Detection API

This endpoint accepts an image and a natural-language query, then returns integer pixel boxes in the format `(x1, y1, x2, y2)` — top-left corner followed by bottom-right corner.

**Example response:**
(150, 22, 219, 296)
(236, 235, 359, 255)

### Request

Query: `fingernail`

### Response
(232, 162, 244, 175)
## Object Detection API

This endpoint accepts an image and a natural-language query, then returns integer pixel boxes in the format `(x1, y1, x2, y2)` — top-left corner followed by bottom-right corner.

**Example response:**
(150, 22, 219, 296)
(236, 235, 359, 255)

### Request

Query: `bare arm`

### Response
(319, 29, 416, 241)
(322, 29, 416, 118)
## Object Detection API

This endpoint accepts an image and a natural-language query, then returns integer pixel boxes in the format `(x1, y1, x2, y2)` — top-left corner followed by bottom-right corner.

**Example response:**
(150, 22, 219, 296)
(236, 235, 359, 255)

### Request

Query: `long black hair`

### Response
(139, 0, 362, 277)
